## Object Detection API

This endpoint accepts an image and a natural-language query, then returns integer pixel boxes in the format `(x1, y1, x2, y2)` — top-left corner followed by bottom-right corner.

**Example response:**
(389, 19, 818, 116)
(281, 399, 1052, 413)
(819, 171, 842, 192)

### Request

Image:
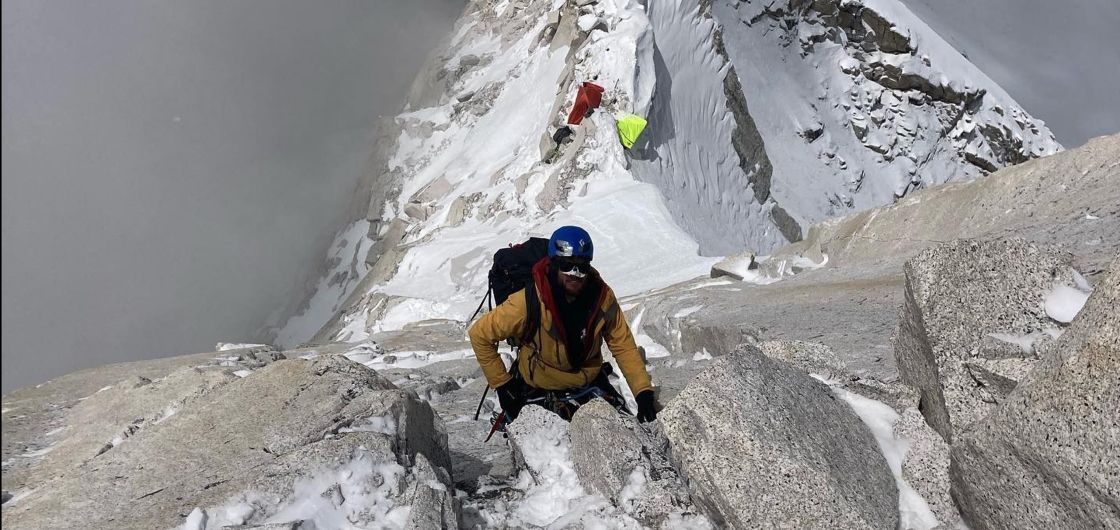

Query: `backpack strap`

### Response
(519, 280, 541, 347)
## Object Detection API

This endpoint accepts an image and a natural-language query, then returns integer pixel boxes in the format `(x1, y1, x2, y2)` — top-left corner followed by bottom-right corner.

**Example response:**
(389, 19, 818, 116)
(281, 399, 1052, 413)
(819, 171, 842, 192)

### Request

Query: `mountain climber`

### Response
(469, 225, 659, 425)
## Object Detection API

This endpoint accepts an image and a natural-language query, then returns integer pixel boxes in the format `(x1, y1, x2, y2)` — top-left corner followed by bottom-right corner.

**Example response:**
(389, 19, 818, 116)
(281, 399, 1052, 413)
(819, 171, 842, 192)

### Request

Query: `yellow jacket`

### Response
(469, 278, 653, 397)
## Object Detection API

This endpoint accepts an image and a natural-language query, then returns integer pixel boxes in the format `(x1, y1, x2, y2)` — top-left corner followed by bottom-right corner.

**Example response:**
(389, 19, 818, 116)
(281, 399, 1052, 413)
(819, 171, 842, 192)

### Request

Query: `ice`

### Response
(1044, 284, 1090, 323)
(1072, 269, 1094, 292)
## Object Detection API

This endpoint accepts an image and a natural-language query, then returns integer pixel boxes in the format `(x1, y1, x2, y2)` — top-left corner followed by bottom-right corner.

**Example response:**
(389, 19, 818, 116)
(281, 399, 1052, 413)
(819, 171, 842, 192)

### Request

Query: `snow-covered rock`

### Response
(894, 239, 1080, 442)
(893, 407, 960, 528)
(279, 0, 1065, 349)
(0, 357, 454, 529)
(950, 257, 1120, 530)
(569, 399, 700, 527)
(633, 0, 1061, 255)
(659, 344, 898, 529)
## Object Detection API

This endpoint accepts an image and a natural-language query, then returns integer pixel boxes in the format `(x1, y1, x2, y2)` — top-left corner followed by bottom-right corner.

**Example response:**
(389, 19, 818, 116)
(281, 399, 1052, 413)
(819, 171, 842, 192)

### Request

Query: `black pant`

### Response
(506, 365, 629, 422)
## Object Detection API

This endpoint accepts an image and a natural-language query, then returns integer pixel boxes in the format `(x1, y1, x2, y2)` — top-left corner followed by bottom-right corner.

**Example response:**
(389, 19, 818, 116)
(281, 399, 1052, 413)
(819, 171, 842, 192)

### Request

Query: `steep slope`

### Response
(274, 0, 1061, 347)
(634, 0, 1061, 255)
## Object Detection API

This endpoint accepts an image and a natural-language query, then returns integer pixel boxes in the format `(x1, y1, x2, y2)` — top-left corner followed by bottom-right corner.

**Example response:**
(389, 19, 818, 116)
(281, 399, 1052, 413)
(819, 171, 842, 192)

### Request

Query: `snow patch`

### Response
(19, 444, 56, 458)
(673, 305, 704, 318)
(3, 488, 35, 506)
(216, 343, 268, 351)
(986, 333, 1042, 355)
(1044, 284, 1090, 323)
(182, 450, 410, 530)
(816, 376, 941, 530)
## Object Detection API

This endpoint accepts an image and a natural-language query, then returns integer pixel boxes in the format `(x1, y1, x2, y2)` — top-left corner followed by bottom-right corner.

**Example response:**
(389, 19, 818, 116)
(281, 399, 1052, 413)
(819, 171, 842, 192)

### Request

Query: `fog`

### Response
(899, 0, 1120, 146)
(2, 0, 464, 392)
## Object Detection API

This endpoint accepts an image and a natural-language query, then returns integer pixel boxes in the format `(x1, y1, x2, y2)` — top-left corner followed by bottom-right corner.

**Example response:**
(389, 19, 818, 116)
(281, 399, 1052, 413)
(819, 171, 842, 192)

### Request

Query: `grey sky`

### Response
(2, 0, 464, 392)
(899, 0, 1120, 147)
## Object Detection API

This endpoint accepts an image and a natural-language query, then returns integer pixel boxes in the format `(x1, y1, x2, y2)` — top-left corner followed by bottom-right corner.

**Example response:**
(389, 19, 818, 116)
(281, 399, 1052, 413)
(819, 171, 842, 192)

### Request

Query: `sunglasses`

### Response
(555, 258, 591, 279)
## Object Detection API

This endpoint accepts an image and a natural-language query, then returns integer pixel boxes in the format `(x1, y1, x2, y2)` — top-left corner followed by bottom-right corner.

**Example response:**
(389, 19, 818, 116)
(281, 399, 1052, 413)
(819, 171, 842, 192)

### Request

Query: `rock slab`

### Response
(1, 356, 455, 530)
(893, 239, 1076, 441)
(659, 345, 898, 529)
(950, 258, 1120, 530)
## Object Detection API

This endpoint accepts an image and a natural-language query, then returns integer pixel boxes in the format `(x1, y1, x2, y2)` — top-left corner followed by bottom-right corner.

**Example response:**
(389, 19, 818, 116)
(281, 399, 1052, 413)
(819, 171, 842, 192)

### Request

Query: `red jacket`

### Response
(567, 82, 605, 125)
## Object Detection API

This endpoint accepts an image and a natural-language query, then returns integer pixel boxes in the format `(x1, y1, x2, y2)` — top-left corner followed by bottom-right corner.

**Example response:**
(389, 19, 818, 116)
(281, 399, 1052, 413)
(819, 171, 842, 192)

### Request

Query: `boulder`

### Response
(404, 453, 460, 530)
(758, 340, 847, 379)
(950, 258, 1119, 530)
(893, 239, 1077, 442)
(659, 345, 898, 529)
(505, 404, 569, 480)
(0, 356, 454, 530)
(569, 400, 643, 501)
(710, 250, 757, 281)
(569, 400, 697, 526)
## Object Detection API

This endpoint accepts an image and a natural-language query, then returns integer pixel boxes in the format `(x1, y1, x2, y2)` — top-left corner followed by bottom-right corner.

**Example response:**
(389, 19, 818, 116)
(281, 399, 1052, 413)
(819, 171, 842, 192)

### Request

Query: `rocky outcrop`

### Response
(1, 356, 455, 530)
(659, 345, 898, 529)
(950, 258, 1120, 530)
(569, 399, 698, 527)
(794, 134, 1120, 275)
(737, 0, 1057, 178)
(31, 367, 238, 484)
(893, 239, 1079, 442)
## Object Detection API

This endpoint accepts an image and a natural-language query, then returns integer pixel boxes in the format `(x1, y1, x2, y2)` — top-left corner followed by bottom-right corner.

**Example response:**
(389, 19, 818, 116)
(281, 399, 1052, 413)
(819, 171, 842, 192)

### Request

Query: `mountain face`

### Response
(271, 0, 1058, 347)
(6, 1, 1115, 529)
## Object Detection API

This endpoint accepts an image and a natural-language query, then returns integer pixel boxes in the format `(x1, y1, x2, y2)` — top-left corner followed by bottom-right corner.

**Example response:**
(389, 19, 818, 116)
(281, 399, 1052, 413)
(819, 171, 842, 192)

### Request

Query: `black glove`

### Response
(496, 378, 526, 419)
(636, 390, 658, 423)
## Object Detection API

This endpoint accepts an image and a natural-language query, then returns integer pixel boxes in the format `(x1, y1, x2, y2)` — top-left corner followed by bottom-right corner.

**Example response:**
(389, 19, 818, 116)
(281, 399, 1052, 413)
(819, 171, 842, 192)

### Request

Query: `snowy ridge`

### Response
(708, 0, 1060, 228)
(632, 0, 793, 255)
(274, 220, 373, 347)
(278, 0, 1062, 345)
(633, 0, 1061, 255)
(288, 0, 716, 342)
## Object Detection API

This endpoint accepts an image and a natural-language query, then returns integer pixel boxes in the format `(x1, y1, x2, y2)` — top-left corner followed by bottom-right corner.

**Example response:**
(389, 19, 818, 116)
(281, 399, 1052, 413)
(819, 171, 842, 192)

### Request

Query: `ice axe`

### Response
(483, 410, 506, 441)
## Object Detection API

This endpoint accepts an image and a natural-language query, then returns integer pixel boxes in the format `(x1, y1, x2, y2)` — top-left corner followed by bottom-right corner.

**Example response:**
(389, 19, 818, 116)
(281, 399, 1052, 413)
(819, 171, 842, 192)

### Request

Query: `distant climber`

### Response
(469, 225, 660, 427)
(617, 114, 647, 149)
(567, 81, 605, 125)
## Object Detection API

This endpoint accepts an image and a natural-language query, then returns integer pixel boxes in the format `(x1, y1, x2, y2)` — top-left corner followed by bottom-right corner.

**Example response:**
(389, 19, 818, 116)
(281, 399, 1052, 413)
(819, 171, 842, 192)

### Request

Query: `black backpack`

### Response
(470, 237, 549, 347)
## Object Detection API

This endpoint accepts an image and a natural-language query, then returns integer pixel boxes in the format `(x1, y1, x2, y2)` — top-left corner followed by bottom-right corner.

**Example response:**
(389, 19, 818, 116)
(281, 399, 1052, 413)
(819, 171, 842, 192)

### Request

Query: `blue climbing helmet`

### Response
(547, 225, 594, 260)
